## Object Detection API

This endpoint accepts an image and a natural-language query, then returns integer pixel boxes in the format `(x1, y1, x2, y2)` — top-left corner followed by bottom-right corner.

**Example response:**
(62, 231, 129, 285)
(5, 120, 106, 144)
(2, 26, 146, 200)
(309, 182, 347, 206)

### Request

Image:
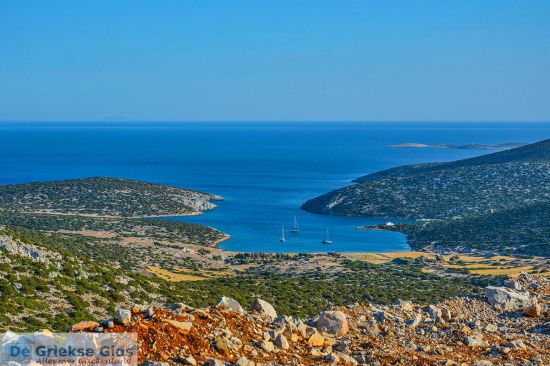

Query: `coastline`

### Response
(214, 233, 232, 246)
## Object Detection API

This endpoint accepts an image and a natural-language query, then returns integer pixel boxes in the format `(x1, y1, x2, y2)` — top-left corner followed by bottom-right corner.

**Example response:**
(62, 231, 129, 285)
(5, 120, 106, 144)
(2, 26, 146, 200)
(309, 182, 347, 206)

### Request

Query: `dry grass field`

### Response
(347, 251, 549, 276)
(147, 265, 235, 282)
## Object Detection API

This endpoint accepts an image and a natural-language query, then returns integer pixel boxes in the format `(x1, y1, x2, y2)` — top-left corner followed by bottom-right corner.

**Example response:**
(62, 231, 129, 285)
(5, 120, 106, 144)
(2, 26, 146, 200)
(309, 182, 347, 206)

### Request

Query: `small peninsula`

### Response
(0, 177, 222, 217)
(0, 177, 228, 248)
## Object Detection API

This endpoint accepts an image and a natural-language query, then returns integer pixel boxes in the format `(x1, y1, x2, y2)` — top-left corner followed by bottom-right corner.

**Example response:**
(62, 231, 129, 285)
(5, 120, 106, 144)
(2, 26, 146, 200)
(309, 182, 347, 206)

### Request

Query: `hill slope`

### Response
(0, 177, 222, 217)
(1, 225, 502, 332)
(70, 274, 549, 366)
(302, 139, 550, 255)
(361, 138, 550, 183)
(391, 202, 550, 256)
(303, 139, 550, 219)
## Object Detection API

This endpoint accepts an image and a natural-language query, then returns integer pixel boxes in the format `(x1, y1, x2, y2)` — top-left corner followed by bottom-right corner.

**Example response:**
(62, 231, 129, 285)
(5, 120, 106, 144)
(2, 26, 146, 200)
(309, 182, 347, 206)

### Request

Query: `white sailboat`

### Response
(289, 216, 300, 233)
(280, 224, 286, 242)
(321, 228, 332, 244)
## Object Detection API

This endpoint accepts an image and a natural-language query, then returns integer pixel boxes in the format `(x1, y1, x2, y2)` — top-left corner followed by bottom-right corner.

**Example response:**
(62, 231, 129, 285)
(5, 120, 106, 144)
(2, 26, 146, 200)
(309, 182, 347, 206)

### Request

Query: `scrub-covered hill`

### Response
(0, 177, 222, 217)
(303, 139, 550, 255)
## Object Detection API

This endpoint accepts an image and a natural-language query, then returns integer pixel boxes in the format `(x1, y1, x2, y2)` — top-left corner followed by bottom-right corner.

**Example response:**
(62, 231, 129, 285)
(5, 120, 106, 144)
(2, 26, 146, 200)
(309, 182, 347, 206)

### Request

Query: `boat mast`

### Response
(290, 216, 300, 233)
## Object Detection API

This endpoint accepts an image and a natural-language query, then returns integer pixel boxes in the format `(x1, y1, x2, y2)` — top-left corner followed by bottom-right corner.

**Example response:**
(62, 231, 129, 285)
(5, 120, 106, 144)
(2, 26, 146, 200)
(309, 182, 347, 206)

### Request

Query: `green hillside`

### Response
(0, 177, 221, 217)
(303, 139, 550, 255)
(390, 202, 550, 256)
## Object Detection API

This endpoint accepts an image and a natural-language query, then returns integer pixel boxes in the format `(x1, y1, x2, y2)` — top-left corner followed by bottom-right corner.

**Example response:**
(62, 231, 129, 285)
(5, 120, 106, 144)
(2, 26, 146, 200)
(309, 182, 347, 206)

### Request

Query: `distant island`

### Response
(388, 142, 527, 150)
(303, 139, 550, 256)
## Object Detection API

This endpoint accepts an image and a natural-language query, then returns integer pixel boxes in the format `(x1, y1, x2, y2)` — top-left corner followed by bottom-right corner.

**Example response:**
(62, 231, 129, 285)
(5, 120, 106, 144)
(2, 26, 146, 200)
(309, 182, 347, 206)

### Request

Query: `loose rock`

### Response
(252, 298, 277, 321)
(316, 311, 349, 335)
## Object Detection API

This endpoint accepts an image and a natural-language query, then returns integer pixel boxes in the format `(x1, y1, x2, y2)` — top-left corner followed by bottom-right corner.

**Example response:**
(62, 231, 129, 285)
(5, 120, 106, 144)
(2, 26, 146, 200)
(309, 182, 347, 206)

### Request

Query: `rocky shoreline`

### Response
(59, 273, 549, 366)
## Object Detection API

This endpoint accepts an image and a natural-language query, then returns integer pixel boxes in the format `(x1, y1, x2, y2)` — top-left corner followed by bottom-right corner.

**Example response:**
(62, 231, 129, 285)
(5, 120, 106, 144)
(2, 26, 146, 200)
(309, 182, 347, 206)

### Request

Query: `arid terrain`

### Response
(63, 273, 548, 365)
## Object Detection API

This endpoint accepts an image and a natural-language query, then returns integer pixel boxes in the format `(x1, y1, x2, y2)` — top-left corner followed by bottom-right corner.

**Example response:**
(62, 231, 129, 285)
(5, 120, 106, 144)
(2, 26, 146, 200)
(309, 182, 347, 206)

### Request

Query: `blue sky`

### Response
(0, 0, 549, 122)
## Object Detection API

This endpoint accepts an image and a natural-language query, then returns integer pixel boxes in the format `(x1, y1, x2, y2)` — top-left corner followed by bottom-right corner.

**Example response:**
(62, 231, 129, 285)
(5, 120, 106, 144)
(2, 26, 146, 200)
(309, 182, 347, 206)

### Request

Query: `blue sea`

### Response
(1, 122, 549, 253)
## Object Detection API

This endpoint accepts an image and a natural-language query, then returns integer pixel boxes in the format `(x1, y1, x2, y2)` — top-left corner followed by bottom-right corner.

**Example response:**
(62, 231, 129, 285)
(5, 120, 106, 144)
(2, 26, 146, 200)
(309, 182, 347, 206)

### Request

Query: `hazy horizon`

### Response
(1, 120, 550, 124)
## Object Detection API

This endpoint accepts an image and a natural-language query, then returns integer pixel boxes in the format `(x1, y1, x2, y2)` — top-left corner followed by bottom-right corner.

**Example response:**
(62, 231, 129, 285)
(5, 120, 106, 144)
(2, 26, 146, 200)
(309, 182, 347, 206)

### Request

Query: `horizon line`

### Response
(1, 120, 550, 124)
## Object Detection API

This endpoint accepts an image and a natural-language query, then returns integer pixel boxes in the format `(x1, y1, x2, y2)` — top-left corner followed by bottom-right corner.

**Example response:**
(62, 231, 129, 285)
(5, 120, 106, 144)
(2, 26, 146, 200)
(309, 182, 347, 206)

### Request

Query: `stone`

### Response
(441, 308, 452, 321)
(192, 309, 209, 319)
(235, 357, 254, 366)
(168, 303, 192, 312)
(323, 337, 336, 346)
(474, 361, 493, 366)
(324, 353, 339, 364)
(427, 305, 442, 319)
(273, 334, 289, 349)
(374, 310, 389, 323)
(140, 361, 169, 366)
(252, 298, 277, 321)
(503, 280, 521, 290)
(316, 311, 349, 335)
(181, 356, 196, 365)
(67, 321, 100, 332)
(404, 340, 417, 351)
(485, 286, 536, 310)
(103, 319, 115, 329)
(504, 339, 527, 350)
(335, 341, 349, 352)
(524, 303, 542, 317)
(146, 307, 155, 318)
(131, 304, 146, 313)
(268, 327, 284, 339)
(214, 335, 234, 356)
(205, 359, 223, 366)
(362, 320, 380, 337)
(310, 348, 322, 356)
(295, 319, 308, 338)
(117, 309, 132, 326)
(336, 351, 359, 365)
(230, 336, 243, 349)
(257, 339, 274, 352)
(164, 319, 193, 333)
(354, 353, 368, 364)
(485, 323, 498, 332)
(396, 299, 413, 312)
(407, 314, 422, 328)
(464, 336, 488, 347)
(216, 296, 245, 314)
(307, 332, 325, 347)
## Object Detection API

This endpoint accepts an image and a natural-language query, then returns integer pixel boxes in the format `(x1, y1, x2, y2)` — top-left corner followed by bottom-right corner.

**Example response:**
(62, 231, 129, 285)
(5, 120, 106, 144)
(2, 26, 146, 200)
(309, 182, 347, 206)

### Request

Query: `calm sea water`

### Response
(1, 122, 549, 253)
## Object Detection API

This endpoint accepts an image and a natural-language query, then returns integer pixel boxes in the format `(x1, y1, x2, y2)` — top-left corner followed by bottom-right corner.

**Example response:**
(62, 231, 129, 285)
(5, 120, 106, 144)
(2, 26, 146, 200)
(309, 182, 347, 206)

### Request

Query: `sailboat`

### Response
(289, 216, 300, 233)
(321, 228, 332, 244)
(280, 224, 286, 242)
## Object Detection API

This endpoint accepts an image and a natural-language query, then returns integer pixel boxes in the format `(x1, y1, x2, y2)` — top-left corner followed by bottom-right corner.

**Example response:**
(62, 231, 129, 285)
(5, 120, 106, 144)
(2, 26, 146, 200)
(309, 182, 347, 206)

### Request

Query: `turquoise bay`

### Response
(1, 122, 549, 253)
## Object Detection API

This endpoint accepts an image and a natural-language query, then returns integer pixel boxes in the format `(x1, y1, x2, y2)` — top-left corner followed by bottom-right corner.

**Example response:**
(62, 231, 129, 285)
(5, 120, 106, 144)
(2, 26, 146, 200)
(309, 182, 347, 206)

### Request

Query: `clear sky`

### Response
(0, 0, 549, 122)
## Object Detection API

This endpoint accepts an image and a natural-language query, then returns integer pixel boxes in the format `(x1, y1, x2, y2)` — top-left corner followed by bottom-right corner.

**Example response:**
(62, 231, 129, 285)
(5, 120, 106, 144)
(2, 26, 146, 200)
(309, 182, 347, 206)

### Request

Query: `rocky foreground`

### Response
(70, 274, 549, 366)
